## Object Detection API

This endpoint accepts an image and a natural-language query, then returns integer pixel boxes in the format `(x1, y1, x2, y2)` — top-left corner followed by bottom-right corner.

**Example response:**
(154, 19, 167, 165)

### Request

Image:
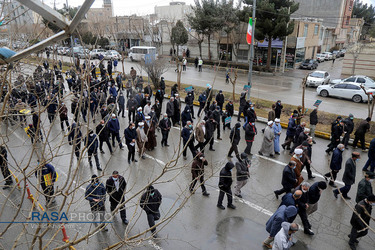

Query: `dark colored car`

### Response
(299, 59, 318, 70)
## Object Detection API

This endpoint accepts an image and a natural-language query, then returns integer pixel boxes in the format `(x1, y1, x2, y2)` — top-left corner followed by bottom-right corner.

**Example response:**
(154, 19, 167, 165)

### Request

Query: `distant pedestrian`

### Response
(282, 114, 297, 150)
(124, 123, 137, 164)
(244, 119, 257, 155)
(140, 185, 162, 236)
(198, 58, 203, 72)
(228, 122, 241, 160)
(84, 129, 102, 171)
(275, 100, 283, 119)
(217, 162, 236, 210)
(332, 57, 335, 64)
(68, 122, 82, 160)
(96, 120, 113, 154)
(58, 60, 62, 70)
(342, 114, 354, 149)
(273, 118, 282, 155)
(194, 57, 198, 68)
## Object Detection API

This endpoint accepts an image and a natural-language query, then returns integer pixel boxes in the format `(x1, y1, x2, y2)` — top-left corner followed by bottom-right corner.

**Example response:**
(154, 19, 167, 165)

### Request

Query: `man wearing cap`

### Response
(348, 194, 375, 249)
(259, 121, 275, 157)
(144, 116, 157, 151)
(159, 114, 171, 147)
(282, 114, 297, 150)
(353, 117, 371, 151)
(274, 161, 298, 199)
(273, 119, 282, 155)
(189, 152, 210, 196)
(326, 118, 344, 154)
(107, 114, 124, 149)
(106, 171, 128, 224)
(333, 152, 360, 200)
(342, 114, 354, 149)
(135, 107, 145, 128)
(124, 123, 138, 164)
(356, 171, 374, 203)
(263, 205, 298, 249)
(234, 153, 250, 198)
(273, 222, 299, 250)
(324, 144, 344, 187)
(85, 175, 107, 231)
(307, 181, 327, 215)
(136, 122, 147, 159)
(362, 138, 375, 172)
(216, 90, 224, 111)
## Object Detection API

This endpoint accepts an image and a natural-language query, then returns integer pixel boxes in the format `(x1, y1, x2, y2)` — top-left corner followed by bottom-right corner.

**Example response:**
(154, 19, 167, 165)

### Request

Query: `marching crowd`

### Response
(0, 60, 374, 248)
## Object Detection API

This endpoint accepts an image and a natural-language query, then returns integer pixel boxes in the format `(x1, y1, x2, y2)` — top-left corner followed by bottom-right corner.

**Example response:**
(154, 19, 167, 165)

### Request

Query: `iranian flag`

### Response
(246, 18, 253, 44)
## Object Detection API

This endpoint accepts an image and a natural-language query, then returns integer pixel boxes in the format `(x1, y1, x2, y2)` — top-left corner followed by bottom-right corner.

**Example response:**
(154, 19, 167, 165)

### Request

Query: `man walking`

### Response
(307, 181, 327, 215)
(35, 161, 57, 207)
(324, 144, 344, 187)
(181, 121, 196, 159)
(217, 162, 236, 210)
(244, 119, 257, 155)
(140, 185, 162, 236)
(68, 122, 82, 160)
(159, 114, 171, 147)
(227, 122, 241, 160)
(274, 161, 297, 199)
(106, 171, 128, 224)
(259, 121, 275, 157)
(85, 129, 102, 171)
(96, 120, 113, 154)
(189, 152, 210, 196)
(309, 108, 318, 144)
(353, 117, 371, 151)
(108, 114, 124, 149)
(282, 114, 297, 150)
(356, 171, 374, 203)
(333, 152, 360, 200)
(362, 138, 375, 172)
(85, 175, 107, 231)
(234, 153, 250, 198)
(342, 114, 354, 149)
(0, 145, 13, 189)
(124, 123, 137, 164)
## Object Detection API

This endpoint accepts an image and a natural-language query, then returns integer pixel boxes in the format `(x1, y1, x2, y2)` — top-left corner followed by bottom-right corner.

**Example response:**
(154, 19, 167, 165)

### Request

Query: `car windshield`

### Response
(303, 59, 311, 63)
(310, 72, 324, 78)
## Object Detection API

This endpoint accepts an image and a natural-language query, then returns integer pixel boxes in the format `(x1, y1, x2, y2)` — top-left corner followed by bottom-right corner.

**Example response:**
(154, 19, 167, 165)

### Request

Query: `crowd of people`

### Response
(0, 59, 374, 248)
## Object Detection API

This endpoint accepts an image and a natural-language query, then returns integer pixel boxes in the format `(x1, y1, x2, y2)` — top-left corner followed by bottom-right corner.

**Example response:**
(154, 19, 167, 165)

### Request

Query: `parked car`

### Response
(331, 75, 375, 89)
(332, 50, 341, 58)
(103, 50, 121, 60)
(90, 49, 106, 59)
(299, 59, 318, 70)
(68, 46, 84, 57)
(339, 49, 346, 57)
(57, 47, 69, 55)
(77, 49, 90, 59)
(316, 82, 371, 103)
(322, 52, 333, 60)
(307, 71, 331, 87)
(316, 53, 326, 63)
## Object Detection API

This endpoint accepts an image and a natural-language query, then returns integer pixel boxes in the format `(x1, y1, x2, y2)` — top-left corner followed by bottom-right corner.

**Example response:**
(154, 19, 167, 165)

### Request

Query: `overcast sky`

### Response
(50, 0, 375, 16)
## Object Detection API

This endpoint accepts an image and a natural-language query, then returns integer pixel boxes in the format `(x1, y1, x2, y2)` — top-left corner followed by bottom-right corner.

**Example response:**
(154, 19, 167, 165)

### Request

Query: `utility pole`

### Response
(247, 0, 256, 101)
(281, 7, 290, 74)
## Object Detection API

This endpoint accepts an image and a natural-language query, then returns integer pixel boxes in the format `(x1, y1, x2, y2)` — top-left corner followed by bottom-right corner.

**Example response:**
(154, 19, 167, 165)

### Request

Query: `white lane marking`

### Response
(144, 154, 167, 166)
(148, 240, 164, 250)
(255, 154, 345, 186)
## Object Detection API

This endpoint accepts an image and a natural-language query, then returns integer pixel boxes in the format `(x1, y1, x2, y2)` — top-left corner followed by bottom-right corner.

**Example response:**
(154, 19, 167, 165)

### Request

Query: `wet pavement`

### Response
(0, 97, 374, 249)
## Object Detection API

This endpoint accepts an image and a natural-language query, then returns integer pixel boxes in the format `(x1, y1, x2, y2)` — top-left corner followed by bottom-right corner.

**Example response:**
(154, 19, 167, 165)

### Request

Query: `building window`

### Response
(345, 16, 350, 25)
(237, 49, 248, 61)
(314, 25, 319, 35)
(319, 27, 323, 39)
(303, 24, 308, 37)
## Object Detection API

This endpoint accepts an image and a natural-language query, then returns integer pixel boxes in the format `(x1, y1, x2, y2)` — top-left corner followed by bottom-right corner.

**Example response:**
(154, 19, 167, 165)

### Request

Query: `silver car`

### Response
(307, 71, 330, 87)
(331, 75, 375, 89)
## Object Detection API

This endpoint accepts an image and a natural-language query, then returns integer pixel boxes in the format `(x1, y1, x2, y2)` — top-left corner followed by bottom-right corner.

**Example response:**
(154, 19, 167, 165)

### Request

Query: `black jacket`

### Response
(216, 93, 224, 105)
(0, 146, 7, 166)
(230, 124, 241, 145)
(356, 178, 373, 203)
(124, 127, 137, 145)
(225, 102, 234, 116)
(281, 165, 297, 190)
(236, 158, 250, 181)
(106, 175, 126, 203)
(308, 182, 322, 204)
(244, 123, 257, 141)
(310, 109, 318, 125)
(218, 162, 234, 189)
(159, 118, 171, 131)
(140, 186, 162, 214)
(239, 93, 246, 107)
(343, 118, 354, 134)
(185, 94, 194, 106)
(205, 119, 216, 139)
(96, 124, 110, 140)
(355, 120, 370, 135)
(296, 184, 309, 210)
(350, 199, 372, 230)
(275, 102, 283, 118)
(342, 158, 356, 186)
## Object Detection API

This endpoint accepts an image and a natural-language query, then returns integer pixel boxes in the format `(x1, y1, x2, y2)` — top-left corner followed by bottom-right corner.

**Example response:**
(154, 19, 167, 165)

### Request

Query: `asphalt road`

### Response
(49, 53, 370, 119)
(0, 98, 374, 249)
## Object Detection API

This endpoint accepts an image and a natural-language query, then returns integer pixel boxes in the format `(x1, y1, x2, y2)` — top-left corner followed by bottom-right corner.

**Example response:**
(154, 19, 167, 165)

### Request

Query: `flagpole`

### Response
(247, 0, 256, 101)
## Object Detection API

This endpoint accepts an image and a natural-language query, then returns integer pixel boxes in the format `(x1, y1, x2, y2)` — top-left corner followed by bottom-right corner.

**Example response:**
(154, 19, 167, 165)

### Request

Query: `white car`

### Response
(103, 50, 121, 60)
(323, 52, 333, 60)
(316, 53, 326, 63)
(90, 49, 106, 59)
(331, 75, 375, 89)
(316, 82, 371, 103)
(307, 71, 330, 87)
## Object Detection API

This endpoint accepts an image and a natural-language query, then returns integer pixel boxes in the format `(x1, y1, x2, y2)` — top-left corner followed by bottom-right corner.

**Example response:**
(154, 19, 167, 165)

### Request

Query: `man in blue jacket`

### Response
(35, 161, 57, 207)
(85, 129, 102, 171)
(107, 114, 124, 149)
(263, 205, 298, 249)
(282, 114, 297, 150)
(85, 174, 107, 231)
(362, 138, 375, 172)
(324, 144, 344, 187)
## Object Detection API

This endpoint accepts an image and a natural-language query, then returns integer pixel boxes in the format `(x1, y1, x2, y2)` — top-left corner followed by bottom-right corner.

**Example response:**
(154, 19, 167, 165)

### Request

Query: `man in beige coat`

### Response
(136, 122, 147, 159)
(195, 120, 206, 153)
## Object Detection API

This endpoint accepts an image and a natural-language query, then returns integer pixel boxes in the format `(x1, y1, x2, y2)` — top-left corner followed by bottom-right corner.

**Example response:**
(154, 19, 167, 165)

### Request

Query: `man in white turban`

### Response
(259, 121, 275, 157)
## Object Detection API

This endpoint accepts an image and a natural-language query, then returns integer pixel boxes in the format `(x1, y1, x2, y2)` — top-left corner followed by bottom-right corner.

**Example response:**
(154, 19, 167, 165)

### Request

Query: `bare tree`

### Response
(139, 57, 170, 88)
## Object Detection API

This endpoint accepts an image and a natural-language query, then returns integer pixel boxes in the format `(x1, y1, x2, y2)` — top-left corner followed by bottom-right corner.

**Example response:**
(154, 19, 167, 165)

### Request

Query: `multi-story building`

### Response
(347, 18, 364, 45)
(86, 0, 113, 23)
(154, 2, 192, 22)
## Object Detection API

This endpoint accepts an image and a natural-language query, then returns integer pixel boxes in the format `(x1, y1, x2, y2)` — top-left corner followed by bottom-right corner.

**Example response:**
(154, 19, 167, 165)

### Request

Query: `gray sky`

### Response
(51, 0, 375, 16)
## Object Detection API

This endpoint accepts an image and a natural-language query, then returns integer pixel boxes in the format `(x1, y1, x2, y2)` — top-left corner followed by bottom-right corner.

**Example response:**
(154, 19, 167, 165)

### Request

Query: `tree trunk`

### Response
(226, 34, 229, 65)
(176, 45, 179, 57)
(208, 34, 211, 60)
(267, 36, 272, 69)
(301, 76, 307, 114)
(198, 41, 202, 58)
(177, 62, 182, 91)
(121, 52, 125, 76)
(232, 81, 236, 102)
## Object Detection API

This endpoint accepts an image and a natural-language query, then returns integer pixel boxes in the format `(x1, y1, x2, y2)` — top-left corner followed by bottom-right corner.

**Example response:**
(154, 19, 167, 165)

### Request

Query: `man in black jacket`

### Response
(0, 145, 13, 189)
(348, 194, 375, 249)
(215, 90, 225, 110)
(185, 92, 195, 119)
(227, 122, 241, 160)
(353, 117, 371, 151)
(106, 171, 128, 224)
(189, 152, 210, 196)
(326, 120, 344, 154)
(296, 182, 314, 235)
(140, 185, 162, 235)
(356, 171, 374, 203)
(217, 162, 236, 210)
(124, 123, 137, 164)
(96, 120, 113, 154)
(309, 108, 318, 144)
(307, 181, 327, 215)
(225, 100, 234, 117)
(238, 92, 246, 122)
(275, 100, 283, 119)
(205, 116, 217, 151)
(159, 114, 171, 147)
(274, 161, 297, 199)
(333, 152, 360, 200)
(234, 153, 250, 198)
(342, 114, 354, 149)
(68, 122, 82, 160)
(127, 95, 138, 123)
(213, 106, 222, 140)
(244, 120, 257, 155)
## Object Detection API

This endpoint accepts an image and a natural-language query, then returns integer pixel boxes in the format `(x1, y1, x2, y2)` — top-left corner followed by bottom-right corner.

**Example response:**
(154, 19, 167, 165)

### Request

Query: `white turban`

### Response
(145, 116, 151, 120)
(275, 118, 280, 123)
(137, 107, 142, 111)
(294, 148, 303, 155)
(267, 121, 273, 125)
(138, 122, 144, 126)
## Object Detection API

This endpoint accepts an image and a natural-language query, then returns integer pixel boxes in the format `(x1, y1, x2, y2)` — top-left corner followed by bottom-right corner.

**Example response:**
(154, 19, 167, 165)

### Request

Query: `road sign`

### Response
(184, 86, 193, 92)
(243, 85, 251, 90)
